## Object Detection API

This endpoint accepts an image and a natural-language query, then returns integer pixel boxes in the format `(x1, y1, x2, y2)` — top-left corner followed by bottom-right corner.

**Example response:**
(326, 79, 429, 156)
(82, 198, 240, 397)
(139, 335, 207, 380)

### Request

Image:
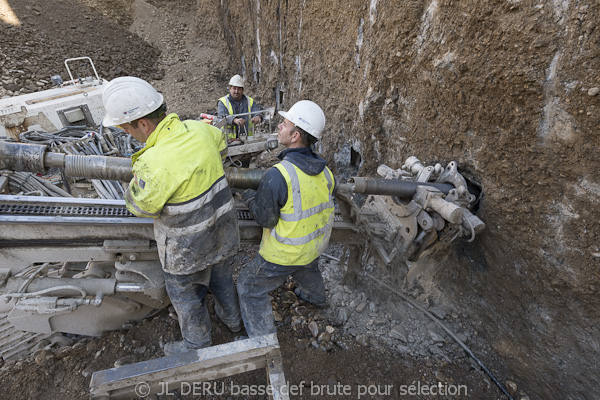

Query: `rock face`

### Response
(208, 1, 599, 399)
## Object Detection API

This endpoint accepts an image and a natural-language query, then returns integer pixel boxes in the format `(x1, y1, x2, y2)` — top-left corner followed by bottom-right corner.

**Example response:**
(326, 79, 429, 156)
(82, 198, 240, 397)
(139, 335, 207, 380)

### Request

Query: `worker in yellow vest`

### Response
(217, 74, 264, 139)
(102, 77, 242, 355)
(237, 100, 335, 337)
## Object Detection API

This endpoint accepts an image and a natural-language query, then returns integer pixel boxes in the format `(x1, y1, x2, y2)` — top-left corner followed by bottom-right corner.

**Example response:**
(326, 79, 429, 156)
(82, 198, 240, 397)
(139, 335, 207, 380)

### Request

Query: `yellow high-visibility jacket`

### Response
(259, 160, 335, 266)
(125, 113, 238, 274)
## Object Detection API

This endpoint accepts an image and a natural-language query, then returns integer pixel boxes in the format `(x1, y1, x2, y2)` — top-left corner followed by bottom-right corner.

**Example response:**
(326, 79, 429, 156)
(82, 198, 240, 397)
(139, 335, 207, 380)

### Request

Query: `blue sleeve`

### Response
(247, 167, 287, 229)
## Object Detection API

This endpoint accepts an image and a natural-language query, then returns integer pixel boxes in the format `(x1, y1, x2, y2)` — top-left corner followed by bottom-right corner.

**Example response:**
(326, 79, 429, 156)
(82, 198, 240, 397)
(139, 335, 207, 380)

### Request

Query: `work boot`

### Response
(294, 287, 328, 309)
(163, 340, 205, 356)
(226, 322, 244, 333)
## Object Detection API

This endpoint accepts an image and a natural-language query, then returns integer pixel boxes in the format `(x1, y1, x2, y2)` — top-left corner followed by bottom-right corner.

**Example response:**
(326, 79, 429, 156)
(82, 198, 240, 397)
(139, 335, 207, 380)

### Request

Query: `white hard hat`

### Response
(228, 74, 245, 88)
(278, 100, 326, 140)
(102, 76, 164, 127)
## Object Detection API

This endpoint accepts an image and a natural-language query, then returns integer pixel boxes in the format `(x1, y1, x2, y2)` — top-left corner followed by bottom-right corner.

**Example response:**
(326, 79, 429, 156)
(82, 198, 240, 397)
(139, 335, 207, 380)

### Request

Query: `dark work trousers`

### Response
(164, 258, 241, 348)
(237, 253, 327, 337)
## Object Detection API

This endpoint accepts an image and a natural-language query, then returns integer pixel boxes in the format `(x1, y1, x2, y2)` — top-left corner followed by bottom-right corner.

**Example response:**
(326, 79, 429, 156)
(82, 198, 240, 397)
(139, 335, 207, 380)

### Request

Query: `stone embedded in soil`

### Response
(355, 301, 367, 313)
(318, 331, 331, 343)
(81, 364, 97, 378)
(308, 321, 319, 338)
(506, 380, 518, 396)
(34, 349, 56, 367)
(114, 355, 137, 368)
(356, 334, 370, 347)
(430, 306, 447, 320)
(337, 307, 350, 324)
(389, 325, 408, 342)
(282, 290, 298, 304)
(294, 305, 307, 316)
(428, 329, 445, 343)
(456, 332, 469, 343)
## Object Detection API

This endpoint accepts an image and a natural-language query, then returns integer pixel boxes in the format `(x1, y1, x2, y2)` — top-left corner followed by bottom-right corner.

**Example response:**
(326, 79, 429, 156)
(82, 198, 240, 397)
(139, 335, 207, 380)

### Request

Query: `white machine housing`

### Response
(0, 57, 108, 140)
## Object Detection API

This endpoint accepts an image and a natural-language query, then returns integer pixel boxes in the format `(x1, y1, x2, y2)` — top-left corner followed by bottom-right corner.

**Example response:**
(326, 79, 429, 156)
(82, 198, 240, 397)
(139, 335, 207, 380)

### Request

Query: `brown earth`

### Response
(212, 1, 600, 399)
(1, 0, 599, 399)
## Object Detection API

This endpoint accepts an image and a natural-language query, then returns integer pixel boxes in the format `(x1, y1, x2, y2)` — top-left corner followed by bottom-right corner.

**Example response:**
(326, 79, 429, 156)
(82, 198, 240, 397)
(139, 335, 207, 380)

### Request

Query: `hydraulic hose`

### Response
(366, 273, 515, 400)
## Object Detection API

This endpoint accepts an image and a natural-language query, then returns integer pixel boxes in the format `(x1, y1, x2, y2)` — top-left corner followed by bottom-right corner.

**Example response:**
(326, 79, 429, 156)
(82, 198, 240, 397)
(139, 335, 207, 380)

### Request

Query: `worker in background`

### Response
(102, 77, 242, 355)
(237, 100, 335, 337)
(217, 74, 264, 140)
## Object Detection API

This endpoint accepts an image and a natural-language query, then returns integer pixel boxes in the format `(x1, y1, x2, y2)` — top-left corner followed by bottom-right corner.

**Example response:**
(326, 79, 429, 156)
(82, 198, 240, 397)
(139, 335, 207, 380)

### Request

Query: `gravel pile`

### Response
(0, 0, 162, 99)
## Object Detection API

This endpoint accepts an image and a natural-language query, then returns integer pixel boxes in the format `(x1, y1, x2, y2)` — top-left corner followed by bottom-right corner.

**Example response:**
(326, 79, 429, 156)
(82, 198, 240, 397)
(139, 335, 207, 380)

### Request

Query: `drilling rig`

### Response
(0, 140, 483, 346)
(0, 58, 485, 360)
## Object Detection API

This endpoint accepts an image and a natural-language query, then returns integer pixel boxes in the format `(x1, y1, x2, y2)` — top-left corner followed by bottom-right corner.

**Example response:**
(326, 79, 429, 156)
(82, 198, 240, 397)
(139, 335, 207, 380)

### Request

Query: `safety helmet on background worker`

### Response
(228, 74, 245, 88)
(278, 100, 326, 140)
(101, 76, 164, 127)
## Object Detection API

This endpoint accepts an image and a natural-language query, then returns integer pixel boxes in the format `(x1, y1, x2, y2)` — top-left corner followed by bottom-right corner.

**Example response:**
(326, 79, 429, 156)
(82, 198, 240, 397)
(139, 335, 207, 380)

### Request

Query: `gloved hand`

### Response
(241, 189, 256, 205)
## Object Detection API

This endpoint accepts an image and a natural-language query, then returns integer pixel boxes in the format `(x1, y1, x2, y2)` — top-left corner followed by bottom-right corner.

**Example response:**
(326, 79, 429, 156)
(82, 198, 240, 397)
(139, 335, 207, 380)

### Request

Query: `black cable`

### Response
(366, 273, 515, 400)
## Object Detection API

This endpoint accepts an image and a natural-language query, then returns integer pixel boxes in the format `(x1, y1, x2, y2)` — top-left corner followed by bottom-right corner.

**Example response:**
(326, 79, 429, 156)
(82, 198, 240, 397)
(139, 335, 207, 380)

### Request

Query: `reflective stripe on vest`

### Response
(218, 95, 255, 137)
(259, 160, 334, 265)
(154, 174, 234, 237)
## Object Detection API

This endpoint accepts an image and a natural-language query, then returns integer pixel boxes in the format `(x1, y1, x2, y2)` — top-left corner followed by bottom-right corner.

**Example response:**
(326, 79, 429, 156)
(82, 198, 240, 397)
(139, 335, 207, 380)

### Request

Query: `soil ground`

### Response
(0, 1, 520, 399)
(0, 248, 506, 400)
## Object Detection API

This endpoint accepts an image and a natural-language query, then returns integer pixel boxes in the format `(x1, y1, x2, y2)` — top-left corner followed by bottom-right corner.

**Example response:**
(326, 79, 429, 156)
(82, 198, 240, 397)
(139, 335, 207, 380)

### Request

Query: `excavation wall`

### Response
(205, 0, 599, 398)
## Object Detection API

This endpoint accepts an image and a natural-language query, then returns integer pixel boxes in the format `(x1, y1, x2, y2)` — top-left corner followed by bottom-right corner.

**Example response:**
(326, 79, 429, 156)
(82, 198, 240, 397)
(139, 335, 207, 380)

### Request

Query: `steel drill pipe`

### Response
(0, 141, 46, 172)
(0, 141, 266, 187)
(0, 141, 464, 197)
(348, 177, 455, 197)
(223, 167, 265, 189)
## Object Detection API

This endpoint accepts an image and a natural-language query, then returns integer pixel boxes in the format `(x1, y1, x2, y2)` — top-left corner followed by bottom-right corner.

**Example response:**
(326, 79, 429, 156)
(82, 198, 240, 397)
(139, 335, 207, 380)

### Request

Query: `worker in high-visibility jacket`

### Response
(238, 100, 335, 337)
(102, 77, 242, 356)
(217, 74, 264, 139)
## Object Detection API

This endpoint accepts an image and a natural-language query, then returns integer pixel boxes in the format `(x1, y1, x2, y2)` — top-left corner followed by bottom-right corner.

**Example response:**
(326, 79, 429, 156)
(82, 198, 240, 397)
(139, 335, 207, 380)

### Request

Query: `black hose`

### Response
(366, 274, 515, 400)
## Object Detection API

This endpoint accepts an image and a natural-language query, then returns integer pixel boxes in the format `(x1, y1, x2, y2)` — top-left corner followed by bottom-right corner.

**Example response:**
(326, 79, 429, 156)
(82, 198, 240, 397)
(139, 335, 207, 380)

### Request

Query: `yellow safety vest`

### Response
(259, 160, 335, 266)
(218, 95, 255, 138)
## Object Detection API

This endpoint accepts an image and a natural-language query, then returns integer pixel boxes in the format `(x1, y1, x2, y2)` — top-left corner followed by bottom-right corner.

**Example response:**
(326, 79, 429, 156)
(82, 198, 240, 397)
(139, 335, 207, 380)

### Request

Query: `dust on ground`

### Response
(0, 1, 517, 399)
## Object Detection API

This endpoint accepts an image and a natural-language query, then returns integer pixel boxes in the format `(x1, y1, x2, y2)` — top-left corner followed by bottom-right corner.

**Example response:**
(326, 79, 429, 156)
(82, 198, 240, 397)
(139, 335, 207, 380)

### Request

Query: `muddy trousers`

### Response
(237, 254, 326, 337)
(164, 259, 241, 348)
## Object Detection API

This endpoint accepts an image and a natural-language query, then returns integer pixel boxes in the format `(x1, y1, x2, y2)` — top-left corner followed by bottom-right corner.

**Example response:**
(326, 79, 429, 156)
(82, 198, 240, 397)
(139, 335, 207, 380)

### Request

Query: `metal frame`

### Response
(219, 108, 274, 138)
(90, 333, 289, 400)
(64, 56, 100, 83)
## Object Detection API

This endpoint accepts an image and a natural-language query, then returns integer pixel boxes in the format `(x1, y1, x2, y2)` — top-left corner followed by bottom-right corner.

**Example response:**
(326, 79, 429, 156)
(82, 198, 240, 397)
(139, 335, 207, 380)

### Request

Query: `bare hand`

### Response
(234, 118, 246, 126)
(251, 115, 262, 124)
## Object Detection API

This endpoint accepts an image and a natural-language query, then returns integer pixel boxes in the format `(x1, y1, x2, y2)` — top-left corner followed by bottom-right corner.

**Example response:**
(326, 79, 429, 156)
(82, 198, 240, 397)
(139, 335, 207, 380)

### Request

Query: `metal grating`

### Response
(0, 202, 345, 221)
(0, 203, 134, 217)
